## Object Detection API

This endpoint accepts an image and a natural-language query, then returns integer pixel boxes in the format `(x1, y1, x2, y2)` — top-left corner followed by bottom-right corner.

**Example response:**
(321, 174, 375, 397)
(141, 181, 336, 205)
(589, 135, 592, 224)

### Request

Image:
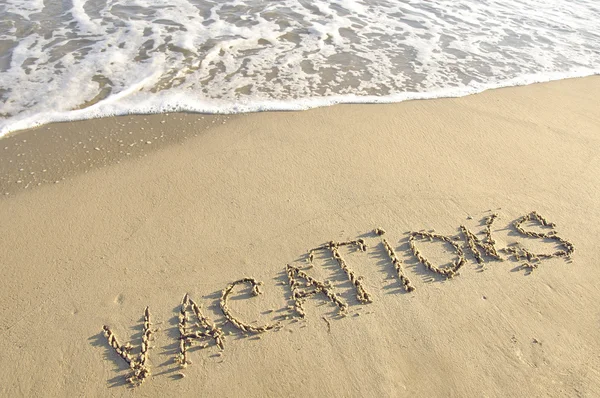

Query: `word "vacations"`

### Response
(101, 210, 574, 386)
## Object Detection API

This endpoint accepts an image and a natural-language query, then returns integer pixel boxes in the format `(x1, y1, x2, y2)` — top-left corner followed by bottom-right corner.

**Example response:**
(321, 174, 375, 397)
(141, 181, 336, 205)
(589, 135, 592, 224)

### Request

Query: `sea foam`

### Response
(1, 0, 599, 136)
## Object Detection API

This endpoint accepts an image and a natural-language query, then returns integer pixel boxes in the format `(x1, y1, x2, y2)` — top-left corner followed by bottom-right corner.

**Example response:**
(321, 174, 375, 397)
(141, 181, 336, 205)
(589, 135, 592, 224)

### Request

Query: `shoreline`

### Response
(2, 71, 599, 139)
(1, 76, 599, 396)
(2, 75, 599, 199)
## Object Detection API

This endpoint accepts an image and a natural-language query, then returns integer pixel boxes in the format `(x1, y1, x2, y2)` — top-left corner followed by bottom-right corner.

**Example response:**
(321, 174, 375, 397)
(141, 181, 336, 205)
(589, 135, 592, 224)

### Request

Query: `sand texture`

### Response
(1, 77, 600, 397)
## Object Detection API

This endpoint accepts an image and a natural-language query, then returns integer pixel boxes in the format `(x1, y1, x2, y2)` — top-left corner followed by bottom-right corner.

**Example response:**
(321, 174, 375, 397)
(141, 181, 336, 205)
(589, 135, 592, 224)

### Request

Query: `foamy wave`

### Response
(1, 0, 600, 136)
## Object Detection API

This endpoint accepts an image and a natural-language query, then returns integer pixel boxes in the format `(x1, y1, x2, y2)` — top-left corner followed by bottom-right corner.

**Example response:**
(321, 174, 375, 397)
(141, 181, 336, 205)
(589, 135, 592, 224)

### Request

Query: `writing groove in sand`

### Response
(101, 211, 575, 387)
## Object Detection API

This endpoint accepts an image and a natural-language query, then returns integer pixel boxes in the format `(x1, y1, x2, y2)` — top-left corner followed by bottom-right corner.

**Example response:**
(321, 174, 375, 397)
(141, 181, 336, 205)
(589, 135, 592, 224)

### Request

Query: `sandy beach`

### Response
(1, 77, 599, 396)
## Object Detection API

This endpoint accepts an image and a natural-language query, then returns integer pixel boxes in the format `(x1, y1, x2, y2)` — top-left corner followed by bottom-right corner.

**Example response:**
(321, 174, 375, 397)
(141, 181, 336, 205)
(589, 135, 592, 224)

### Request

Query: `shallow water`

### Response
(1, 0, 599, 135)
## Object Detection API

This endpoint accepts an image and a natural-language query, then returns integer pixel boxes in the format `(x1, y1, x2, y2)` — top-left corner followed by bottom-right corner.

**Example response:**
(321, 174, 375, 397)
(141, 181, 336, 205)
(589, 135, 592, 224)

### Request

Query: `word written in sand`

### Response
(101, 211, 574, 386)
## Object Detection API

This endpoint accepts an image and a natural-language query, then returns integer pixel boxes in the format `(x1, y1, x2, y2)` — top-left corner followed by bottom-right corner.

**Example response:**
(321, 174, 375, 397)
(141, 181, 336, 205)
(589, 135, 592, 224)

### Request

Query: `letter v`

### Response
(102, 307, 154, 386)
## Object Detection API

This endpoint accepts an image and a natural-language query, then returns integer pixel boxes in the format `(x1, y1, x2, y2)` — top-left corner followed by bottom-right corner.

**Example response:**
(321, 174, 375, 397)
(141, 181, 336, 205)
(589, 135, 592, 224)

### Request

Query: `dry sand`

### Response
(1, 77, 599, 397)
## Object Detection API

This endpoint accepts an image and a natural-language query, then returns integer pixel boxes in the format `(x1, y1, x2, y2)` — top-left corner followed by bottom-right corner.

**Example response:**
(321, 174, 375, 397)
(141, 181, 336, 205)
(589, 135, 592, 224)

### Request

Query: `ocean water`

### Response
(1, 0, 599, 136)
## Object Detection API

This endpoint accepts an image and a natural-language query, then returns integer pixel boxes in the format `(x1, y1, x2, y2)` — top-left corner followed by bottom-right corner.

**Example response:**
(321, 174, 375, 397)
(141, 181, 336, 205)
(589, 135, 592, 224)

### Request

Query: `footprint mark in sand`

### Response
(115, 294, 125, 305)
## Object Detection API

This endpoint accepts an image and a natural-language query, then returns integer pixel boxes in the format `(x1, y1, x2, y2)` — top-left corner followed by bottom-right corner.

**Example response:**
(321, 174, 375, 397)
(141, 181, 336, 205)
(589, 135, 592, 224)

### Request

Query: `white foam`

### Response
(4, 68, 598, 136)
(1, 0, 600, 136)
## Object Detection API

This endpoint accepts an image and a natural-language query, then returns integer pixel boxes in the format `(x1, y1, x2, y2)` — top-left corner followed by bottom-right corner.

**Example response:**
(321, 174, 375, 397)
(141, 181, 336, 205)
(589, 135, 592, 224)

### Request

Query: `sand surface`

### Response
(1, 77, 599, 397)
